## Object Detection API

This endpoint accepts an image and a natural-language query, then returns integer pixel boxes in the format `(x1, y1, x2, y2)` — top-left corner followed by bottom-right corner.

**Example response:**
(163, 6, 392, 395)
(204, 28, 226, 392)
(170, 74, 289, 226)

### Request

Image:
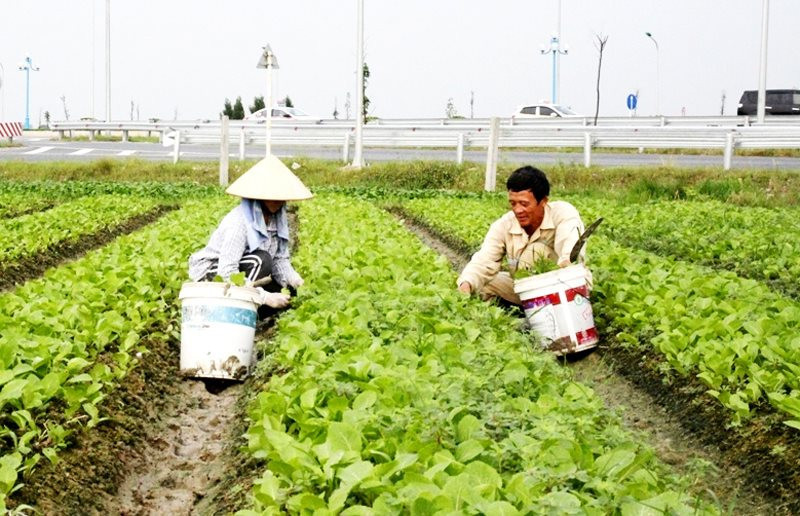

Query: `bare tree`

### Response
(720, 90, 727, 115)
(593, 34, 609, 126)
(60, 95, 70, 120)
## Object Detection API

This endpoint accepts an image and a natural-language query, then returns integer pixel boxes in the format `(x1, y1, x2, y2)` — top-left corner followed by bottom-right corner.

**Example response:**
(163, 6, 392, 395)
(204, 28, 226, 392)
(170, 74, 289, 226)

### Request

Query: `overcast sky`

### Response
(1, 0, 798, 124)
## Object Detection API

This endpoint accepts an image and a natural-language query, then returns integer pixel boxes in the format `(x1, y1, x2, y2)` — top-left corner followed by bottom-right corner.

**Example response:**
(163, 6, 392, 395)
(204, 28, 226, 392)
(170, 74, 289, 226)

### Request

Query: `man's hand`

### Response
(458, 282, 473, 295)
(256, 288, 291, 308)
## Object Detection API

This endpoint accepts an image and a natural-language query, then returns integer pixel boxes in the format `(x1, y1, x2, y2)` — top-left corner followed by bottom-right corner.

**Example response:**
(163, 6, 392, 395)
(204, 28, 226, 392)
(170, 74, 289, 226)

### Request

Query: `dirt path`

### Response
(393, 211, 771, 514)
(107, 379, 241, 515)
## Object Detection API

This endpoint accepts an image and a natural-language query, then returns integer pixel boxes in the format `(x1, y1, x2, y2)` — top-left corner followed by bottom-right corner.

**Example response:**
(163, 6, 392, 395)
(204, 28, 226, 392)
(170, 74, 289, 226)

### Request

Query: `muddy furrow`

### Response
(107, 379, 241, 515)
(0, 205, 176, 292)
(390, 207, 771, 515)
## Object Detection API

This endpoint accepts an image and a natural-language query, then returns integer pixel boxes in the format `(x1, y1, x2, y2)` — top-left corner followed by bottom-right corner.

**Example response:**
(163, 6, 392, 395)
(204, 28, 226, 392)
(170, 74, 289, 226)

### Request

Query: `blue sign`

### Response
(626, 94, 638, 110)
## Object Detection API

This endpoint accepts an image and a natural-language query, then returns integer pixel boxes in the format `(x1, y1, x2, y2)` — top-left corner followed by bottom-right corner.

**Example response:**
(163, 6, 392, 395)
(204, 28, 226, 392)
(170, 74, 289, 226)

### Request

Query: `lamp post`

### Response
(257, 44, 279, 157)
(540, 0, 567, 104)
(540, 37, 568, 104)
(645, 32, 660, 115)
(756, 0, 769, 123)
(18, 56, 40, 130)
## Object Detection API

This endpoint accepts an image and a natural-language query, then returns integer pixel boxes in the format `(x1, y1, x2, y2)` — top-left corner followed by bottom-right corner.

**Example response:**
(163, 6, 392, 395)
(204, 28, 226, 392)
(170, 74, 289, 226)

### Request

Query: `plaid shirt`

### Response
(188, 205, 300, 285)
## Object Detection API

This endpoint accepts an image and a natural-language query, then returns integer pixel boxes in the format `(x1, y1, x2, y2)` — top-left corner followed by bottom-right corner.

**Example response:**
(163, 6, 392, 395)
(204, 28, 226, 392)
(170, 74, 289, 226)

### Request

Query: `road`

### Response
(3, 135, 800, 170)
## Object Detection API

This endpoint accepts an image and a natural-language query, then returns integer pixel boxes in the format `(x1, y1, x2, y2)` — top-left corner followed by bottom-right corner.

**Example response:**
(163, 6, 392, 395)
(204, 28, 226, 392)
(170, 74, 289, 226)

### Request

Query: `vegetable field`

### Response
(1, 161, 798, 514)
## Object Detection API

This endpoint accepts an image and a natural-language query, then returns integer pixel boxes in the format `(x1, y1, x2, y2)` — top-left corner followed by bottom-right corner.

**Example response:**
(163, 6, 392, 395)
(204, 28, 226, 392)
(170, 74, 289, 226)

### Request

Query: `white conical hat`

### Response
(225, 155, 313, 201)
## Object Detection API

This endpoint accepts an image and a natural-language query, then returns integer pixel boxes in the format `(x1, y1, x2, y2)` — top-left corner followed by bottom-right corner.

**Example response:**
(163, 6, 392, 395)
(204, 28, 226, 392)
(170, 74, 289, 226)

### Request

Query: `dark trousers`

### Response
(203, 250, 280, 320)
(203, 250, 274, 284)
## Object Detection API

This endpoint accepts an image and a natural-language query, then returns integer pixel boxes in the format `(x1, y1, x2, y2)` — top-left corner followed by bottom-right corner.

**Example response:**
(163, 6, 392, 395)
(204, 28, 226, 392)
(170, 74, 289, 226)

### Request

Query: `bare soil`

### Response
(392, 206, 784, 515)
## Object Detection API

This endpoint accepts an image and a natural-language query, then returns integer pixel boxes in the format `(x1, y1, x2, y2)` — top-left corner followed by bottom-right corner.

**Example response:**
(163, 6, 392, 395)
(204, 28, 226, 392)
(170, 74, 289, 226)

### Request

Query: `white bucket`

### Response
(178, 282, 261, 380)
(513, 264, 599, 355)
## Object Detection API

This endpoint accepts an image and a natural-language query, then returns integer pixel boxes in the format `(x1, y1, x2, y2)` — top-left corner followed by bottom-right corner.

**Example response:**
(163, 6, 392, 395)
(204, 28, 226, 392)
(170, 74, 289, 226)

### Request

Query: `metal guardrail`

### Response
(49, 118, 800, 170)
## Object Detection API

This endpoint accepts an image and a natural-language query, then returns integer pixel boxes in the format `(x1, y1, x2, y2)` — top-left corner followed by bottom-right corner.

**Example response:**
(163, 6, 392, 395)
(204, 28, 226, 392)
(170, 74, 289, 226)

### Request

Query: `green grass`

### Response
(2, 158, 800, 207)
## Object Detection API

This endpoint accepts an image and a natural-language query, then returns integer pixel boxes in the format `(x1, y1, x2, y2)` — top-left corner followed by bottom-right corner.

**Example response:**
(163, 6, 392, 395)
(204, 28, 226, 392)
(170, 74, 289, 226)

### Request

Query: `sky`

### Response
(1, 1, 798, 125)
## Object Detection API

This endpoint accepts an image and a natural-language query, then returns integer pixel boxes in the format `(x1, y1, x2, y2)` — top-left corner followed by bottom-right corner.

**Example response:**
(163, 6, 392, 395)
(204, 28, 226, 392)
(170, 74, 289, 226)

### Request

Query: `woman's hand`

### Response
(287, 273, 304, 289)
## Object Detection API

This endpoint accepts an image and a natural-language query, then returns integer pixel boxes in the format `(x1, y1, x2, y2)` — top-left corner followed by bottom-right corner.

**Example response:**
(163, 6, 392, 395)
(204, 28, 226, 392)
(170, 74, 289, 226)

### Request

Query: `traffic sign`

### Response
(626, 94, 638, 111)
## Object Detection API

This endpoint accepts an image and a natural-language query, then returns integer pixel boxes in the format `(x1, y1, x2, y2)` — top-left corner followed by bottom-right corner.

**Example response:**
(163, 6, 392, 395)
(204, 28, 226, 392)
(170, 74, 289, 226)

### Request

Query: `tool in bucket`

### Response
(569, 217, 603, 263)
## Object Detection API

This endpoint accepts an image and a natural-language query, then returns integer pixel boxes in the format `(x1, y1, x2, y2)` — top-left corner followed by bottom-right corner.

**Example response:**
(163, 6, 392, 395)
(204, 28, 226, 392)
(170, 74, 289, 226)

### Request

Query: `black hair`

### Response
(506, 166, 550, 202)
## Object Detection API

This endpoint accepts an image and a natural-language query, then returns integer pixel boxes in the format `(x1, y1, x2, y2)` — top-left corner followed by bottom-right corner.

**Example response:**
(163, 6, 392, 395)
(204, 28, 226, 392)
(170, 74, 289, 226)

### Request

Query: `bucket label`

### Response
(182, 305, 257, 328)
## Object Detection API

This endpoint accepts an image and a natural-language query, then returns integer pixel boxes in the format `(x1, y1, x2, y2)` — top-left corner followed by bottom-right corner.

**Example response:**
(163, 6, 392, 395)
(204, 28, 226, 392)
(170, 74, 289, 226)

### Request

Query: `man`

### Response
(457, 165, 590, 305)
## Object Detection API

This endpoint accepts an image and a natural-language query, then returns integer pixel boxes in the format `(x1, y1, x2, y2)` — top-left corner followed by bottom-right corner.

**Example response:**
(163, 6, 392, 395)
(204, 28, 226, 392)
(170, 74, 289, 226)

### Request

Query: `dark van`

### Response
(737, 89, 800, 116)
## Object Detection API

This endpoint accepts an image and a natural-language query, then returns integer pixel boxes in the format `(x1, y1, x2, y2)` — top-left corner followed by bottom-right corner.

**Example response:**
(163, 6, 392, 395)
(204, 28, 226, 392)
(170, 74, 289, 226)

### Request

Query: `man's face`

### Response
(508, 189, 547, 231)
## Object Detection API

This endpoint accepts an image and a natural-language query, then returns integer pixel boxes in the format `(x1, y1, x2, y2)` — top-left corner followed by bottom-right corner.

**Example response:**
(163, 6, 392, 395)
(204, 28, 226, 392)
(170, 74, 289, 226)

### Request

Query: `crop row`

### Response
(237, 195, 714, 514)
(0, 193, 55, 219)
(398, 195, 800, 427)
(0, 196, 235, 511)
(0, 179, 221, 200)
(0, 195, 162, 266)
(567, 196, 800, 300)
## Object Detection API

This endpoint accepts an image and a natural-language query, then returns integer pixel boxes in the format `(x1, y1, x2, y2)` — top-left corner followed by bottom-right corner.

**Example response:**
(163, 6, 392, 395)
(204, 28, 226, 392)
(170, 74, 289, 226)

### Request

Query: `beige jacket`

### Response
(457, 200, 585, 292)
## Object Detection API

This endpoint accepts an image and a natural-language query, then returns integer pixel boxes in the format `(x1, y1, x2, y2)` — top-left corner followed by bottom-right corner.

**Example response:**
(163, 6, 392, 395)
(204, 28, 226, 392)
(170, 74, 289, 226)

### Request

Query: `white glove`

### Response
(256, 288, 291, 309)
(286, 273, 304, 289)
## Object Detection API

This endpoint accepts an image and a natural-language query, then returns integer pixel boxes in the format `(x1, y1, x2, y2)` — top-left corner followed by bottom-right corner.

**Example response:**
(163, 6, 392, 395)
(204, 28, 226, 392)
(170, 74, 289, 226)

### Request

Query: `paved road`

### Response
(3, 136, 800, 170)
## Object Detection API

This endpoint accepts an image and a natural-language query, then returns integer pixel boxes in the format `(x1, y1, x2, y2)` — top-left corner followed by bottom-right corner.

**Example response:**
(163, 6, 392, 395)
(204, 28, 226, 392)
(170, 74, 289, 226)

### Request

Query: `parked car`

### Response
(245, 106, 321, 122)
(512, 103, 579, 119)
(737, 89, 800, 116)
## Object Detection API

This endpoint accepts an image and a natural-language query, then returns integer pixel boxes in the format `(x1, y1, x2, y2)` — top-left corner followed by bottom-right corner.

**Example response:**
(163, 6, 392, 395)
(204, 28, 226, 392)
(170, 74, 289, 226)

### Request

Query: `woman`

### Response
(188, 155, 313, 309)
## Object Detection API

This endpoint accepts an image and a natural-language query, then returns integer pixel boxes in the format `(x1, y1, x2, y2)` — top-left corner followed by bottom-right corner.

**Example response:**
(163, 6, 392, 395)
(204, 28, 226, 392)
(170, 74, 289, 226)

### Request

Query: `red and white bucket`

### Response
(513, 264, 599, 355)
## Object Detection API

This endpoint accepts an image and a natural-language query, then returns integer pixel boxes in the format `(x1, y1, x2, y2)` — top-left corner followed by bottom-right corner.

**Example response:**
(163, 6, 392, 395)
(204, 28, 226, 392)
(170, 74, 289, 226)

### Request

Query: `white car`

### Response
(246, 106, 320, 122)
(512, 103, 579, 119)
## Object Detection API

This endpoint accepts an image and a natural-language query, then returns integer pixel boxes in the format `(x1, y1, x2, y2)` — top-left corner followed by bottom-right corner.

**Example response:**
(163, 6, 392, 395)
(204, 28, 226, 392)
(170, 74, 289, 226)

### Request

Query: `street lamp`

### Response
(645, 32, 660, 115)
(540, 36, 568, 104)
(257, 44, 279, 157)
(18, 56, 40, 130)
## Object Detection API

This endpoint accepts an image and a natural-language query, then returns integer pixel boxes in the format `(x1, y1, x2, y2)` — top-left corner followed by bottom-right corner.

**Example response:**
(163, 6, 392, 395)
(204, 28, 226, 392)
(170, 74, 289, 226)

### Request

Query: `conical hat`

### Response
(225, 155, 313, 201)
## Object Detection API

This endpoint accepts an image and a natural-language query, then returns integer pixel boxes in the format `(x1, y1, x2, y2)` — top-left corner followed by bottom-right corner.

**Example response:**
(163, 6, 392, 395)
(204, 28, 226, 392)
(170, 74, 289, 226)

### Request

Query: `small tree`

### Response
(282, 95, 294, 108)
(333, 97, 339, 119)
(720, 90, 726, 116)
(593, 34, 609, 126)
(362, 62, 371, 124)
(221, 98, 234, 118)
(232, 96, 245, 120)
(250, 96, 265, 114)
(44, 111, 51, 125)
(445, 98, 459, 119)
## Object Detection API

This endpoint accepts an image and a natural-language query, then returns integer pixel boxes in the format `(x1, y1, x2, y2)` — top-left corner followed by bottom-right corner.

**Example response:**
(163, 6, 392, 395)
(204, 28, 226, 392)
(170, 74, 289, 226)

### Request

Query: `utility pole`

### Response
(757, 0, 769, 123)
(352, 0, 365, 168)
(105, 0, 111, 122)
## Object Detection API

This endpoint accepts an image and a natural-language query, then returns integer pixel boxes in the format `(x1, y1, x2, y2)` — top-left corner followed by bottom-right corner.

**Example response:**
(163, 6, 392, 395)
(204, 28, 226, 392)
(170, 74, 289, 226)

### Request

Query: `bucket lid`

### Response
(513, 263, 587, 295)
(179, 281, 261, 305)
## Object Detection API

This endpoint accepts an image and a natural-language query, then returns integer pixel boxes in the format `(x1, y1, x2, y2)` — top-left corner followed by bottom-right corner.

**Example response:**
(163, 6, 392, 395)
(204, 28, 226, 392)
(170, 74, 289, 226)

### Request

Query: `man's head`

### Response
(506, 166, 550, 232)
